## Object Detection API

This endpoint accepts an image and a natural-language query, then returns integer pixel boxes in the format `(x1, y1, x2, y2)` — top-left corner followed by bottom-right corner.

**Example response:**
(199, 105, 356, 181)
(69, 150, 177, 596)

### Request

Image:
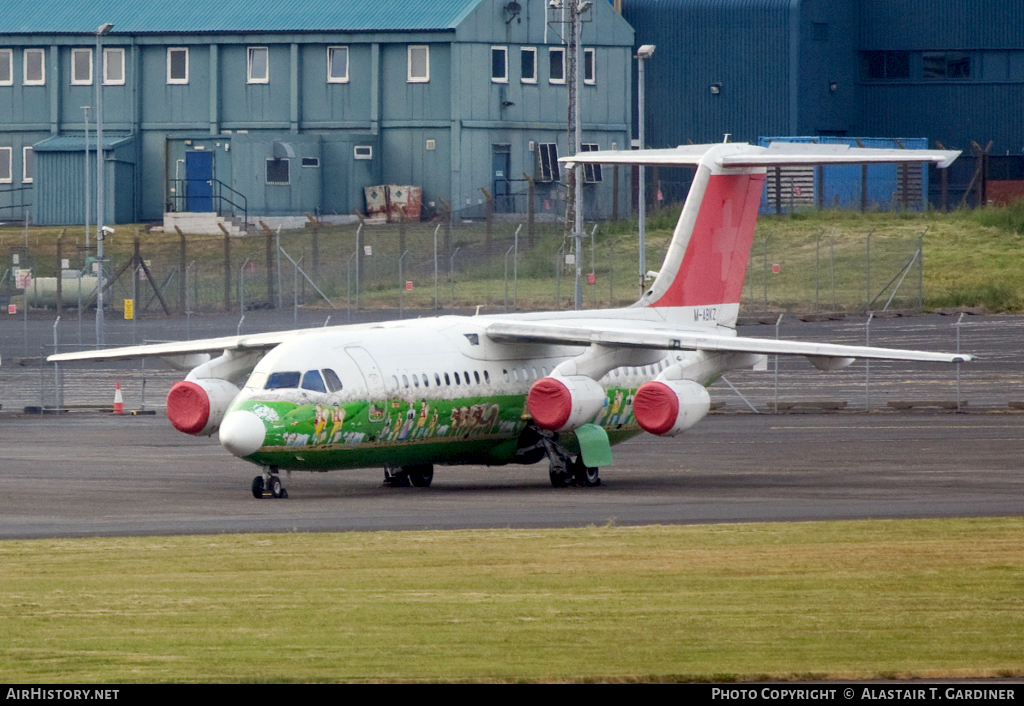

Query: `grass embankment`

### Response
(3, 518, 1023, 683)
(4, 205, 1024, 313)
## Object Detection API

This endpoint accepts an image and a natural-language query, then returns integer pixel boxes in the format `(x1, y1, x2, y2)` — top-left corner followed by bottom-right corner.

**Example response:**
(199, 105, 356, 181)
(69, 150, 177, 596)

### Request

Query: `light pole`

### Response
(571, 0, 591, 310)
(81, 106, 90, 250)
(635, 44, 655, 295)
(94, 22, 112, 346)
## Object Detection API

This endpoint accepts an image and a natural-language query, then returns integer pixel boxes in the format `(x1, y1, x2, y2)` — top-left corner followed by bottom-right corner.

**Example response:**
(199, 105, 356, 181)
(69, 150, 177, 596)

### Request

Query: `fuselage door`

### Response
(343, 346, 388, 401)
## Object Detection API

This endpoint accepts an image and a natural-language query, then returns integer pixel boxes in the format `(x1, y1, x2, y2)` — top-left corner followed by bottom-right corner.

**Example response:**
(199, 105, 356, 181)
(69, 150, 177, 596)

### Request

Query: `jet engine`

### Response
(527, 375, 607, 432)
(632, 379, 711, 437)
(166, 378, 241, 436)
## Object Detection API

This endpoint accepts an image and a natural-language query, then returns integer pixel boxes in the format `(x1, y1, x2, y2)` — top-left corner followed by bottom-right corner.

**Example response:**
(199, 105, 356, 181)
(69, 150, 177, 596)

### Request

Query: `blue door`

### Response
(185, 151, 214, 212)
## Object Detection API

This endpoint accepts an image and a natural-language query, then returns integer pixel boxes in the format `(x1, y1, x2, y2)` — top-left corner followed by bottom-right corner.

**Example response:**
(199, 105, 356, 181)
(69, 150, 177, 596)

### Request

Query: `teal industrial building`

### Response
(0, 0, 634, 226)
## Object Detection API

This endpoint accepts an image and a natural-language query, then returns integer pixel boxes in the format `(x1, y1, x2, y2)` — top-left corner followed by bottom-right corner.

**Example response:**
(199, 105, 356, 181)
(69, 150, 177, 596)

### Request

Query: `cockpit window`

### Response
(301, 370, 327, 393)
(323, 368, 343, 393)
(245, 371, 268, 390)
(265, 371, 301, 389)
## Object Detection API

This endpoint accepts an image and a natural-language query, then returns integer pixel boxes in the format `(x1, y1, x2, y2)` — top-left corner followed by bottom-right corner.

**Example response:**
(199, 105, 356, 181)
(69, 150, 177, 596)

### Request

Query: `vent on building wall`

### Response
(354, 146, 373, 160)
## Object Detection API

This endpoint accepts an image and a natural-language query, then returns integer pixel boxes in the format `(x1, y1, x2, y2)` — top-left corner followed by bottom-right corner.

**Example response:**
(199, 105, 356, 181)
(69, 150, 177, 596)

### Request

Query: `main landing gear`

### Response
(536, 429, 601, 488)
(513, 426, 600, 488)
(383, 463, 434, 488)
(252, 467, 288, 499)
(548, 455, 601, 488)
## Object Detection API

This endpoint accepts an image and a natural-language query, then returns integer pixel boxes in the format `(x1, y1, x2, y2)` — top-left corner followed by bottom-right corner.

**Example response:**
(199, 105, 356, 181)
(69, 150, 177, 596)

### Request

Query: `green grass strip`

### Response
(2, 518, 1023, 683)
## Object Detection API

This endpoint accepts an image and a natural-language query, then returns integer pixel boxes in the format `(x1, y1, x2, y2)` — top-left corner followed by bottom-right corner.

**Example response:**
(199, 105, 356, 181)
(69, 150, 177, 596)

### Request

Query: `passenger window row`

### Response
(391, 368, 492, 392)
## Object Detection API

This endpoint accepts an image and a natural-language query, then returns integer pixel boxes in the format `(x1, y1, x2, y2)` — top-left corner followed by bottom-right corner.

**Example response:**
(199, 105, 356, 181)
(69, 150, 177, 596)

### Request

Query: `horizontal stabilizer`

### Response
(561, 143, 961, 169)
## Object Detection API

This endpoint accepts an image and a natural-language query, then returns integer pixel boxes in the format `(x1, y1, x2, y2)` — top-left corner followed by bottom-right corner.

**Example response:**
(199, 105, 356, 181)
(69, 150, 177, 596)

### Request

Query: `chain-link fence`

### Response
(4, 217, 929, 327)
(741, 226, 925, 316)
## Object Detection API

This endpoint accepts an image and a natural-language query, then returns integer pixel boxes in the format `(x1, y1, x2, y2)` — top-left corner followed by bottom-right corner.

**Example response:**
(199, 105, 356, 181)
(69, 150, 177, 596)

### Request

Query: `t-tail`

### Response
(563, 142, 960, 330)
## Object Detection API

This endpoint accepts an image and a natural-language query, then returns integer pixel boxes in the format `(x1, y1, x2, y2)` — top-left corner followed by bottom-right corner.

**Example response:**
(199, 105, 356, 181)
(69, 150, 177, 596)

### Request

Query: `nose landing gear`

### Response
(252, 467, 288, 499)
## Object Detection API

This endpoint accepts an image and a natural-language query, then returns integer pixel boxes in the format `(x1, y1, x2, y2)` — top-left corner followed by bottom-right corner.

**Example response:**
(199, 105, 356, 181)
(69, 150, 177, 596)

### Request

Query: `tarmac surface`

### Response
(3, 411, 1022, 539)
(1, 308, 1022, 539)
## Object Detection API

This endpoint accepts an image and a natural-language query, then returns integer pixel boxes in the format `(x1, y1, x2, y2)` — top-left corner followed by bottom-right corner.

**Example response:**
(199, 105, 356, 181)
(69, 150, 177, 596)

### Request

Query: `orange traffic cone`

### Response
(113, 382, 124, 414)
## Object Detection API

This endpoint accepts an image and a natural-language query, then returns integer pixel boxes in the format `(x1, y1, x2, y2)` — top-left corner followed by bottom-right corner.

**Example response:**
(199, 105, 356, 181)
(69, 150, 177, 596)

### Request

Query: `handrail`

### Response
(169, 178, 247, 232)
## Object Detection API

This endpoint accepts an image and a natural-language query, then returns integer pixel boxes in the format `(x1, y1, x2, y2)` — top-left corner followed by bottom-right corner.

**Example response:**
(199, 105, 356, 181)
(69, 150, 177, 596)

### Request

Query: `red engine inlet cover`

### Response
(166, 381, 211, 435)
(632, 381, 680, 436)
(527, 377, 572, 431)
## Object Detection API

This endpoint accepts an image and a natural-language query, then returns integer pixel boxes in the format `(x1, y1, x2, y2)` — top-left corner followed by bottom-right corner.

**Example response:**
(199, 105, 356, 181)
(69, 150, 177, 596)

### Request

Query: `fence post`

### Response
(354, 216, 364, 310)
(612, 166, 619, 221)
(433, 223, 441, 311)
(259, 220, 275, 307)
(522, 173, 536, 248)
(176, 226, 186, 313)
(435, 197, 451, 265)
(481, 187, 493, 257)
(449, 247, 461, 312)
(865, 312, 874, 411)
(398, 250, 408, 319)
(55, 232, 63, 312)
(219, 222, 231, 311)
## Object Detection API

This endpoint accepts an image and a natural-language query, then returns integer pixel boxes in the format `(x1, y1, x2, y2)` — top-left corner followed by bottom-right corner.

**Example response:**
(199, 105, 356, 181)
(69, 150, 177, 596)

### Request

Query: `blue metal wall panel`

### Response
(860, 0, 1024, 51)
(622, 0, 795, 147)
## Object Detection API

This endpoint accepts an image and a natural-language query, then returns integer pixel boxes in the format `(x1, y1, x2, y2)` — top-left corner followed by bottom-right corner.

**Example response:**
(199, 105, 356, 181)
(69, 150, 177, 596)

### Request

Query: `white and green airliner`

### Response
(50, 143, 970, 498)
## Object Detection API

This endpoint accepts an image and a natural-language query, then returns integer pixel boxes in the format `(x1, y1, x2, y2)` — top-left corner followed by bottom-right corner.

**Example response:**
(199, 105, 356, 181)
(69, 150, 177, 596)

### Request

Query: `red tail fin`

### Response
(647, 171, 764, 310)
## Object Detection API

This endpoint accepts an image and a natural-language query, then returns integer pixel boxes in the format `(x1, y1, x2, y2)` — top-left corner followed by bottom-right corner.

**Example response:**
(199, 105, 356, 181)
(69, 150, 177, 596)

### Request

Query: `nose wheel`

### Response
(252, 468, 288, 499)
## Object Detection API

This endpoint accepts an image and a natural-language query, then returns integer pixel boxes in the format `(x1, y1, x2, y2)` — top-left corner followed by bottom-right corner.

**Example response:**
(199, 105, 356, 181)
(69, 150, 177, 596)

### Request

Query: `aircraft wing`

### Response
(485, 321, 972, 364)
(561, 143, 961, 169)
(47, 330, 298, 363)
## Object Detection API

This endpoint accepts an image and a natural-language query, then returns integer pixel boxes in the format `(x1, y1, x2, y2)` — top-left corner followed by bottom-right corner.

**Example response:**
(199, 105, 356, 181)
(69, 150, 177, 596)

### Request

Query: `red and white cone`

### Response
(113, 382, 124, 415)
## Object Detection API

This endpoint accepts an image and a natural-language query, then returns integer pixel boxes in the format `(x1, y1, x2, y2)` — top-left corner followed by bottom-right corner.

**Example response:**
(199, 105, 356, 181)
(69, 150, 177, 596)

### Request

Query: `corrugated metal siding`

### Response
(35, 151, 90, 225)
(0, 0, 482, 34)
(622, 0, 794, 147)
(860, 0, 1024, 51)
(859, 82, 1024, 152)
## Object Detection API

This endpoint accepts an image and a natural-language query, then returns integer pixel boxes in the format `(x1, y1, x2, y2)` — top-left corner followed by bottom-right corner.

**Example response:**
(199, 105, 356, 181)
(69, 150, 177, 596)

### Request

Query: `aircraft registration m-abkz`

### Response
(50, 143, 971, 498)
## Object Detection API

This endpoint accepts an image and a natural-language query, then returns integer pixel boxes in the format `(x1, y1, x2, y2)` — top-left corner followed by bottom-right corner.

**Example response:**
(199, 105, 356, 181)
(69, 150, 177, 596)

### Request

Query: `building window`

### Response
(328, 46, 349, 83)
(24, 49, 45, 85)
(266, 158, 289, 185)
(537, 143, 559, 182)
(549, 47, 565, 84)
(22, 146, 33, 183)
(354, 145, 372, 160)
(0, 49, 12, 85)
(301, 157, 320, 167)
(924, 51, 971, 79)
(71, 48, 92, 86)
(0, 147, 11, 183)
(861, 51, 909, 80)
(104, 47, 125, 85)
(584, 48, 595, 84)
(248, 47, 269, 83)
(167, 48, 188, 84)
(408, 45, 429, 82)
(491, 46, 507, 83)
(521, 47, 537, 83)
(580, 143, 602, 183)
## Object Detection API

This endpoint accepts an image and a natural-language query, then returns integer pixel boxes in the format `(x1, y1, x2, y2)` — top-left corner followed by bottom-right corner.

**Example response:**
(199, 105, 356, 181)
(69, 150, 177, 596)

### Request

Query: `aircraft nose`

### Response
(219, 410, 267, 458)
